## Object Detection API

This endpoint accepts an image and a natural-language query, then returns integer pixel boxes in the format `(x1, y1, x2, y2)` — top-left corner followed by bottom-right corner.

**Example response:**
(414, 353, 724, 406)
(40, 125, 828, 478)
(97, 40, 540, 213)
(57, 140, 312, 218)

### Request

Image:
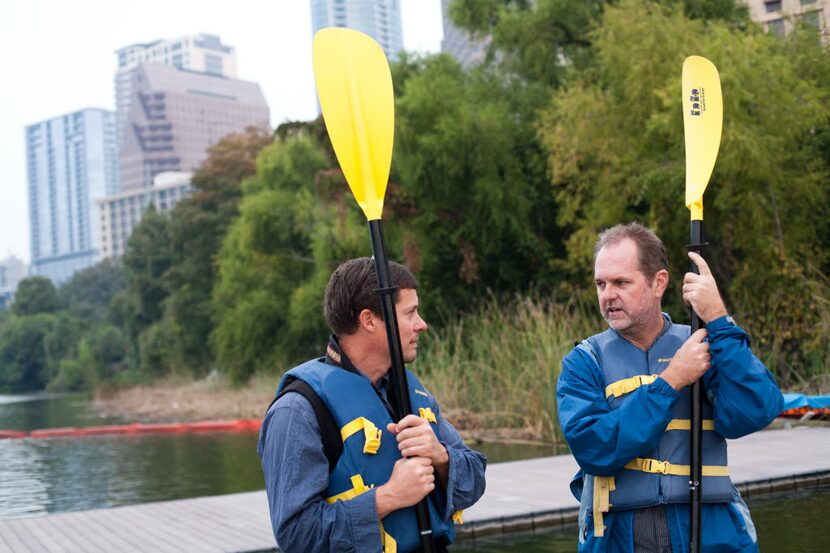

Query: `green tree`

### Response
(58, 260, 125, 321)
(13, 277, 58, 316)
(212, 132, 365, 381)
(447, 0, 746, 90)
(163, 127, 273, 374)
(393, 54, 558, 310)
(538, 0, 830, 379)
(122, 205, 173, 372)
(0, 313, 55, 391)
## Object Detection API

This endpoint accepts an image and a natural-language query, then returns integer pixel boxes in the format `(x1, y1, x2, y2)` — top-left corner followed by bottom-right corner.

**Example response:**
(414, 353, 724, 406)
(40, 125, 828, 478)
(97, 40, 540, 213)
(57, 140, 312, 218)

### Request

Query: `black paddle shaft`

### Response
(368, 219, 436, 553)
(688, 219, 705, 553)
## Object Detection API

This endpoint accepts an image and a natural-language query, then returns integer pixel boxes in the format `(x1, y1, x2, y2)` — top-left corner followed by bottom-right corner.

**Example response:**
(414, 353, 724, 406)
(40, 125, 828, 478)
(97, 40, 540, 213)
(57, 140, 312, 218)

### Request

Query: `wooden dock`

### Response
(2, 426, 829, 552)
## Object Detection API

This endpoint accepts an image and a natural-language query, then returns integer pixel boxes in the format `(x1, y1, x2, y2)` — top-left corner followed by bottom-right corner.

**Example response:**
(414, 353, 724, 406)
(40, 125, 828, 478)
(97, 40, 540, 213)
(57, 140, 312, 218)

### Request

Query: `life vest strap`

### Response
(419, 407, 437, 423)
(592, 475, 616, 537)
(325, 474, 373, 503)
(666, 419, 715, 431)
(340, 417, 382, 454)
(452, 510, 464, 524)
(379, 521, 397, 553)
(625, 457, 729, 477)
(605, 374, 659, 398)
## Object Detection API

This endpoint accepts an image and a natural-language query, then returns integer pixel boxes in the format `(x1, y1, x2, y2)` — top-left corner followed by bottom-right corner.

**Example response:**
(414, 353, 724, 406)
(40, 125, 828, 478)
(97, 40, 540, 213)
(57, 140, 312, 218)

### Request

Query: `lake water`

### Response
(0, 393, 559, 520)
(453, 481, 830, 552)
(2, 392, 828, 553)
(0, 393, 263, 519)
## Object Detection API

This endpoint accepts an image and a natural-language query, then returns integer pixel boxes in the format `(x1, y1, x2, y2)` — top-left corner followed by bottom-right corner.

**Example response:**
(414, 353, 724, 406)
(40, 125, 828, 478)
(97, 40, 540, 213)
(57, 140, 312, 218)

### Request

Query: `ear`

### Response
(652, 269, 669, 298)
(357, 308, 380, 332)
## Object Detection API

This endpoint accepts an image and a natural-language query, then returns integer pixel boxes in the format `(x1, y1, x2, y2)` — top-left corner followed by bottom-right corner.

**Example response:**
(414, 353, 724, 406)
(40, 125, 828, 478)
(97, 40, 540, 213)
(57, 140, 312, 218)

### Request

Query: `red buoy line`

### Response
(0, 419, 262, 440)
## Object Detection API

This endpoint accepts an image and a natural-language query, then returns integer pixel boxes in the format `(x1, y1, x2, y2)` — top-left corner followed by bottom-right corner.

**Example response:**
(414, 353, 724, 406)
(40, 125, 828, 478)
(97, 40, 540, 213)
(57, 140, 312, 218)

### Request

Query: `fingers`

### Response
(688, 251, 711, 276)
(394, 414, 426, 432)
(689, 328, 708, 342)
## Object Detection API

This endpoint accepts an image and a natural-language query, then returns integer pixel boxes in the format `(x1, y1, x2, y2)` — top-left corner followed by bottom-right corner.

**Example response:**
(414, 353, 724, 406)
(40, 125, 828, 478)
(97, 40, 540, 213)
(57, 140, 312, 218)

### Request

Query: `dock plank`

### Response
(1, 426, 829, 552)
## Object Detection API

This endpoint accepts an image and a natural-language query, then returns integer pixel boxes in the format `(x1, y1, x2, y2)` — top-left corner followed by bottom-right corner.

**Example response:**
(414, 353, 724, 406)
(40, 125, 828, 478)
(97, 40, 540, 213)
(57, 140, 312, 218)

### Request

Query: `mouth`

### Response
(605, 307, 624, 317)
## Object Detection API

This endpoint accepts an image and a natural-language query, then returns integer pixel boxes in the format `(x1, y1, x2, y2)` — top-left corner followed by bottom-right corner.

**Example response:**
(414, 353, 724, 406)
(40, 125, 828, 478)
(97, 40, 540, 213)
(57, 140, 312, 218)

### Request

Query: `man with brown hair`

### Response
(557, 222, 783, 552)
(258, 257, 486, 553)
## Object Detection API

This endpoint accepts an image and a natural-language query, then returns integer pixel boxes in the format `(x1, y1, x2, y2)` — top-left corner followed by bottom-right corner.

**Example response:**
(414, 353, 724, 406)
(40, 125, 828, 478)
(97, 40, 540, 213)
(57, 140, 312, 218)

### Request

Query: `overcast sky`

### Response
(0, 0, 444, 263)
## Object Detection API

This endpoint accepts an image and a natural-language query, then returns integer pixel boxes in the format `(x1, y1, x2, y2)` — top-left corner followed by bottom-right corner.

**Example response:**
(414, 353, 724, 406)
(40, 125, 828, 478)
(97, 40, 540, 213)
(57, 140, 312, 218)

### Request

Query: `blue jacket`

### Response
(557, 315, 783, 552)
(278, 359, 455, 552)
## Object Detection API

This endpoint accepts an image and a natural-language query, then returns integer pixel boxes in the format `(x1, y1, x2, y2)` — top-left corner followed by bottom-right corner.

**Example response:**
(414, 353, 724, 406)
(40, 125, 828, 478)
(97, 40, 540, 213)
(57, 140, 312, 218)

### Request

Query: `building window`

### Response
(768, 18, 786, 36)
(765, 0, 782, 12)
(802, 10, 820, 28)
(801, 0, 817, 5)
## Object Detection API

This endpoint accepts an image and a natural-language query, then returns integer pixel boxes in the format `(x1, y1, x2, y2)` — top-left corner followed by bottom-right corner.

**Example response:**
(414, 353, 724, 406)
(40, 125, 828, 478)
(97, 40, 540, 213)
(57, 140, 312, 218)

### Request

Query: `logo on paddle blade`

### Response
(689, 87, 705, 116)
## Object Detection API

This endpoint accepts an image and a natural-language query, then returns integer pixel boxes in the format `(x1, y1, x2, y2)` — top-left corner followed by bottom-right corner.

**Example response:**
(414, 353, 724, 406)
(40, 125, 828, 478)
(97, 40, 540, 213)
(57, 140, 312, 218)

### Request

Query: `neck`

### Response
(339, 335, 389, 385)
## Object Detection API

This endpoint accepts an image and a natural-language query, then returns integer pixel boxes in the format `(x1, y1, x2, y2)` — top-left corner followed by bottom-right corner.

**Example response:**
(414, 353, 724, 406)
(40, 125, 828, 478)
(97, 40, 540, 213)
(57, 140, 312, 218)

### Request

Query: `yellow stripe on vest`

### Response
(605, 374, 659, 398)
(379, 521, 397, 553)
(325, 474, 373, 503)
(592, 475, 615, 537)
(340, 417, 382, 454)
(666, 419, 715, 431)
(414, 389, 429, 397)
(419, 407, 437, 423)
(327, 476, 396, 552)
(624, 457, 729, 477)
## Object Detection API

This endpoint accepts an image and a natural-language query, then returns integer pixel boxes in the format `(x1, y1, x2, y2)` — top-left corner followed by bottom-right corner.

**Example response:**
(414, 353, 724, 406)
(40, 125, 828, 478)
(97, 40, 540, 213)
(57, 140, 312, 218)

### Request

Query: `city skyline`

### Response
(1, 0, 443, 264)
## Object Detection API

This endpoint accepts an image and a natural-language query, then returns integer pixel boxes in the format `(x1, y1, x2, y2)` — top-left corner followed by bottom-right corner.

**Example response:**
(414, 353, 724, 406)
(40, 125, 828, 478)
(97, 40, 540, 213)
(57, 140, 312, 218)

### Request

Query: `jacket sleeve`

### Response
(430, 396, 487, 520)
(556, 347, 680, 475)
(703, 316, 784, 439)
(257, 393, 383, 553)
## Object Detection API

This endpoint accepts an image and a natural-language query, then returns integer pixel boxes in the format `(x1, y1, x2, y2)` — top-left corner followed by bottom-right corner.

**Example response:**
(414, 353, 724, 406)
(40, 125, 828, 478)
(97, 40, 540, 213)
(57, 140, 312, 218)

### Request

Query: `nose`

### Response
(415, 313, 427, 332)
(599, 285, 617, 304)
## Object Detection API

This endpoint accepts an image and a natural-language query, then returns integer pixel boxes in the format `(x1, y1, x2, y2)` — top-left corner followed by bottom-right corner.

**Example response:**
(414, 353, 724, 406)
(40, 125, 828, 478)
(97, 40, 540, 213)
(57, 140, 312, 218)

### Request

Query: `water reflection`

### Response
(0, 394, 264, 520)
(453, 483, 830, 553)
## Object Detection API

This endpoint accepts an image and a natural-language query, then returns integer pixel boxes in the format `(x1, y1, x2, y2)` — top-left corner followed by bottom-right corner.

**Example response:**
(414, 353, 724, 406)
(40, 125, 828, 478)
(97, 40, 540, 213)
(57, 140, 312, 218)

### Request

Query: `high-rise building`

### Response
(0, 255, 28, 309)
(26, 108, 118, 284)
(98, 171, 193, 259)
(118, 62, 269, 190)
(311, 0, 404, 60)
(743, 0, 828, 39)
(114, 34, 238, 152)
(440, 0, 489, 67)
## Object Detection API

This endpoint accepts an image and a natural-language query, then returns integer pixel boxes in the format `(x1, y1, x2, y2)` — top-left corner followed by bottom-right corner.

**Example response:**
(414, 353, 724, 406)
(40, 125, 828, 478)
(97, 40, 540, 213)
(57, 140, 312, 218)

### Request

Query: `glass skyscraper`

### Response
(311, 0, 404, 60)
(26, 108, 118, 284)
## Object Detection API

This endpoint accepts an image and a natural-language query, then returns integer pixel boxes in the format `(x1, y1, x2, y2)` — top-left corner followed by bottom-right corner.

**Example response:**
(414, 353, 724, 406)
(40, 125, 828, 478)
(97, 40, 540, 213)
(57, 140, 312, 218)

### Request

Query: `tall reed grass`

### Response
(415, 295, 602, 446)
(416, 283, 830, 447)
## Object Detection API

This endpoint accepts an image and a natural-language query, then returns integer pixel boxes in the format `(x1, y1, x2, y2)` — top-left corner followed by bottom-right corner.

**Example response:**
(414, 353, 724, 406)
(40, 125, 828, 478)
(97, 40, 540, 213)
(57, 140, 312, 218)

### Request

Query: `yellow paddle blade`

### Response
(312, 28, 394, 221)
(682, 56, 723, 221)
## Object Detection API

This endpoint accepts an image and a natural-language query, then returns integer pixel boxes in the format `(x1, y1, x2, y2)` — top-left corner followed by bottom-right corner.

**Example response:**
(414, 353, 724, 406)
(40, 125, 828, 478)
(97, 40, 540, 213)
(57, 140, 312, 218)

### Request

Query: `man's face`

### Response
(594, 238, 664, 340)
(394, 288, 428, 363)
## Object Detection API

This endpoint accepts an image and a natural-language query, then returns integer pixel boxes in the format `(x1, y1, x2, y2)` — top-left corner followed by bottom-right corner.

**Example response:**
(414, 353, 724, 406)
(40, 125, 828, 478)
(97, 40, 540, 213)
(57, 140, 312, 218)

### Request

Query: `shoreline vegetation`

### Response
(90, 294, 830, 446)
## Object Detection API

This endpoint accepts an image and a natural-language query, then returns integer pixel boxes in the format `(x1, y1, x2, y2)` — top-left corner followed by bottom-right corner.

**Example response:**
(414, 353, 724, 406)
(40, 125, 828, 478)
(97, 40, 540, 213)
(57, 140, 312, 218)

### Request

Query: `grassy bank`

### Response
(417, 296, 601, 447)
(92, 292, 829, 441)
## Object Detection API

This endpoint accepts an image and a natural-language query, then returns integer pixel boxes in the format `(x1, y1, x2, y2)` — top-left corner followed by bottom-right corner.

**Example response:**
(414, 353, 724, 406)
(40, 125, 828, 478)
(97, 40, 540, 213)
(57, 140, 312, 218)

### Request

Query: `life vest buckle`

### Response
(642, 458, 669, 474)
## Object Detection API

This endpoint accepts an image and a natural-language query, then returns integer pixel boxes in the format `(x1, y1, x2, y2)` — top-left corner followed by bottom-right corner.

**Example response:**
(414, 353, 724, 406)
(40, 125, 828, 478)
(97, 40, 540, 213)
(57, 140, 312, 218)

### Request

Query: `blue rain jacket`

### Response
(557, 315, 784, 553)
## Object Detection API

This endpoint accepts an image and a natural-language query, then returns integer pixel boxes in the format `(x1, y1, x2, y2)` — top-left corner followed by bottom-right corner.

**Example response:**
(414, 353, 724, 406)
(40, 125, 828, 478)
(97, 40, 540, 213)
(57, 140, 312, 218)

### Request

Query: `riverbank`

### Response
(92, 372, 276, 423)
(90, 372, 546, 444)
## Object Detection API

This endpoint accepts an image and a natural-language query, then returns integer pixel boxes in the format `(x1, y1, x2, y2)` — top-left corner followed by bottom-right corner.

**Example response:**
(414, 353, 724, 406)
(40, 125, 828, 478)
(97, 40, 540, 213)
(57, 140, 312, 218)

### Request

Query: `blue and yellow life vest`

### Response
(277, 360, 455, 553)
(576, 320, 733, 537)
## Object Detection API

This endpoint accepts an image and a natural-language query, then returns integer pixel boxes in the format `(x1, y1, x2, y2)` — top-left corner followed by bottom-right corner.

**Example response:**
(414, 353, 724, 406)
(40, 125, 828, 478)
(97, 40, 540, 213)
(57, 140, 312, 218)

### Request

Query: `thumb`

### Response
(688, 251, 712, 276)
(386, 422, 398, 434)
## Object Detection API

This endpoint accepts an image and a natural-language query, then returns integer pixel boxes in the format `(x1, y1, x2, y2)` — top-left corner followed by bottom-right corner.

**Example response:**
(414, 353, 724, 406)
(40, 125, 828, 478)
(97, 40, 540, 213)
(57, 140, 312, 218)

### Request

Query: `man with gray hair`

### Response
(557, 222, 783, 552)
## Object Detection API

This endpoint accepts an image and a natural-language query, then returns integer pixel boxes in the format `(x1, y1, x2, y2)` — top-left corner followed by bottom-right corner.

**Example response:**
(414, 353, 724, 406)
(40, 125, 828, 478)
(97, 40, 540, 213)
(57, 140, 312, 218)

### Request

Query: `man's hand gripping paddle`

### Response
(313, 28, 436, 553)
(682, 55, 723, 553)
